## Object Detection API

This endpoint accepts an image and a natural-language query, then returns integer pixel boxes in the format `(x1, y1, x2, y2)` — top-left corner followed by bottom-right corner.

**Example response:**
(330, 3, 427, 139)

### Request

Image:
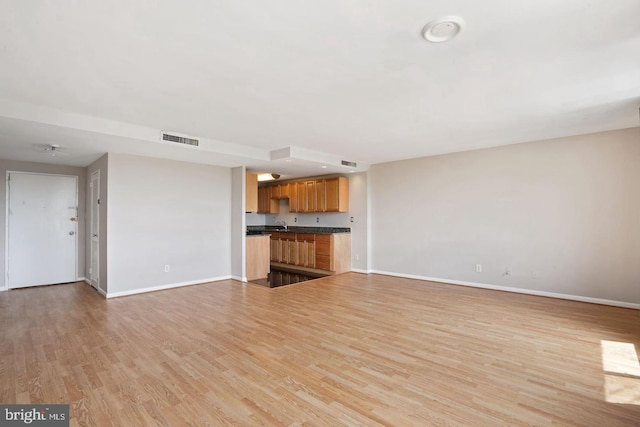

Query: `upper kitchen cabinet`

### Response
(294, 181, 307, 213)
(246, 173, 258, 212)
(290, 180, 320, 213)
(270, 184, 281, 199)
(305, 181, 317, 212)
(279, 183, 290, 199)
(295, 181, 317, 213)
(289, 182, 298, 212)
(318, 177, 348, 212)
(257, 185, 279, 214)
(258, 175, 349, 213)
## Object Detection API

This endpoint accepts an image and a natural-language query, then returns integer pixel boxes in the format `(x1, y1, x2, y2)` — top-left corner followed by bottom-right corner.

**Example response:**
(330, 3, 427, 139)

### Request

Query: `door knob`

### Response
(69, 231, 75, 236)
(92, 234, 98, 237)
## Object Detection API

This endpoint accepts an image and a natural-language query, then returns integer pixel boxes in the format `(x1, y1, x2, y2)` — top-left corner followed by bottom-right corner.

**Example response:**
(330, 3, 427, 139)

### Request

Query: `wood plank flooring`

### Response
(1, 273, 639, 426)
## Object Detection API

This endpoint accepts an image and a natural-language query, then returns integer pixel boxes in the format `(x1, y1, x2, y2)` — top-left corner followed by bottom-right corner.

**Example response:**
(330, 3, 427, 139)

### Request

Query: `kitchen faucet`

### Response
(275, 220, 287, 231)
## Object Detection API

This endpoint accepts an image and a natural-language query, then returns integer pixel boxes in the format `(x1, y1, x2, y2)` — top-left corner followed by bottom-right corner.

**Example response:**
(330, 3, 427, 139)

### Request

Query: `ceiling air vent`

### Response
(161, 132, 199, 147)
(341, 160, 357, 168)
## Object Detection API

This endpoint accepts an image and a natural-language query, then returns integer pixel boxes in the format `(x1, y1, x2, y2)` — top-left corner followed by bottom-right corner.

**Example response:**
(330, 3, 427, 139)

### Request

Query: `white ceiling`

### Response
(0, 1, 638, 178)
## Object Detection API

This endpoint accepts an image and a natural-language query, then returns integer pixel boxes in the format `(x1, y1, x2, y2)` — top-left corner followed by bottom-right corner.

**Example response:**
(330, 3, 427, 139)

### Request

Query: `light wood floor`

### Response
(1, 274, 639, 426)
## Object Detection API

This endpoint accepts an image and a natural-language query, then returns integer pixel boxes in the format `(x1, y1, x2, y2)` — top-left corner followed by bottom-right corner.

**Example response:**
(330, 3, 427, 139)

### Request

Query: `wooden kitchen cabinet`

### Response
(246, 235, 270, 281)
(315, 234, 331, 270)
(258, 185, 279, 214)
(260, 176, 348, 213)
(295, 181, 317, 212)
(270, 232, 283, 262)
(257, 186, 265, 213)
(324, 177, 349, 212)
(279, 183, 290, 199)
(296, 182, 307, 212)
(289, 182, 298, 212)
(296, 234, 316, 268)
(314, 233, 351, 272)
(305, 181, 316, 212)
(270, 232, 350, 274)
(270, 231, 296, 263)
(315, 180, 326, 213)
(282, 233, 297, 265)
(270, 184, 281, 199)
(246, 173, 258, 212)
(314, 177, 348, 212)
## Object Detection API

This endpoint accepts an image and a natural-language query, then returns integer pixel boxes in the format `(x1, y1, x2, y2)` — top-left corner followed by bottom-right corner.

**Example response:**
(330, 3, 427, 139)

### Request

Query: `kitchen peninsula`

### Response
(247, 226, 351, 276)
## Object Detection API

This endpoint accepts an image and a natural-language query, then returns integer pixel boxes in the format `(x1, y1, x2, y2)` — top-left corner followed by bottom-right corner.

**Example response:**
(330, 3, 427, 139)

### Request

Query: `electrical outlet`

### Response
(475, 264, 482, 273)
(355, 254, 359, 261)
(504, 267, 511, 276)
(350, 216, 354, 223)
(164, 264, 170, 273)
(316, 217, 319, 223)
(294, 217, 297, 223)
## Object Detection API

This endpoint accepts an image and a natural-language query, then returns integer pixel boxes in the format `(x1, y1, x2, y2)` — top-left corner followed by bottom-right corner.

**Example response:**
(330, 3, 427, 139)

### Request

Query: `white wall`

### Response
(231, 166, 245, 281)
(347, 172, 369, 272)
(0, 159, 86, 289)
(245, 212, 266, 226)
(106, 153, 231, 295)
(267, 205, 351, 228)
(370, 128, 640, 306)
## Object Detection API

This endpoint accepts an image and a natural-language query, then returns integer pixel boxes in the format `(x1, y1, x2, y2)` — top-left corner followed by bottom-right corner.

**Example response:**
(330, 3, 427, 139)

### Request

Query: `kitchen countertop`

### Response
(247, 226, 350, 235)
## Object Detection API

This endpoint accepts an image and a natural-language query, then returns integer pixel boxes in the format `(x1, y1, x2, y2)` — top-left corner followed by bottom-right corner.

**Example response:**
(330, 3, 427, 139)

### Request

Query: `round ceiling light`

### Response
(422, 16, 465, 43)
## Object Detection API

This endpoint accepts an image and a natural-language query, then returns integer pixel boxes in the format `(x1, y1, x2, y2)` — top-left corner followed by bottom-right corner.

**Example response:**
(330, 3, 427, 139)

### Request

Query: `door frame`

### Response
(5, 171, 79, 289)
(89, 169, 100, 292)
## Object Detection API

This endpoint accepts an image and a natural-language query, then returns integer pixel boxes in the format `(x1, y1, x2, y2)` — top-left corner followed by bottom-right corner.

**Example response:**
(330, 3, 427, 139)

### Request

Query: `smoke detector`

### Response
(422, 16, 465, 43)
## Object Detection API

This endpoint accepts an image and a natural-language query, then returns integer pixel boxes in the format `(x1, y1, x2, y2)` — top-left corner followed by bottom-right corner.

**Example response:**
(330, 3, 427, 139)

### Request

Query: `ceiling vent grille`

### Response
(162, 132, 199, 147)
(341, 160, 357, 167)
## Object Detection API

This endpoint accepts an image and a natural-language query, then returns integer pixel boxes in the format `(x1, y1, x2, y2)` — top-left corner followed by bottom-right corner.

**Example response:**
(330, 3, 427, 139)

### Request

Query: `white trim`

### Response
(231, 275, 247, 282)
(105, 275, 232, 299)
(77, 277, 87, 282)
(4, 172, 8, 290)
(351, 268, 372, 274)
(370, 270, 640, 310)
(89, 169, 101, 292)
(0, 287, 7, 292)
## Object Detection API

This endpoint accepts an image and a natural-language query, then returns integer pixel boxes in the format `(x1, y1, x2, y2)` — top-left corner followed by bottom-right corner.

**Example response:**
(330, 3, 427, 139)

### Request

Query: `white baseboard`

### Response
(370, 270, 640, 310)
(231, 275, 247, 282)
(351, 268, 372, 274)
(82, 278, 90, 285)
(106, 275, 232, 299)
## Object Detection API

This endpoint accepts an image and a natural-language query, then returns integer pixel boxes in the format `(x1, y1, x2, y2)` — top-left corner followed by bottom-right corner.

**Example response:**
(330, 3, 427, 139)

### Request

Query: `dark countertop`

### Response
(247, 225, 350, 235)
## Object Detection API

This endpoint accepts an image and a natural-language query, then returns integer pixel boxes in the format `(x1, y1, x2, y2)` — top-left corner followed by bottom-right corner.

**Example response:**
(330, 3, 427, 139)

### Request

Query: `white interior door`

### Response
(7, 172, 78, 289)
(89, 170, 100, 290)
